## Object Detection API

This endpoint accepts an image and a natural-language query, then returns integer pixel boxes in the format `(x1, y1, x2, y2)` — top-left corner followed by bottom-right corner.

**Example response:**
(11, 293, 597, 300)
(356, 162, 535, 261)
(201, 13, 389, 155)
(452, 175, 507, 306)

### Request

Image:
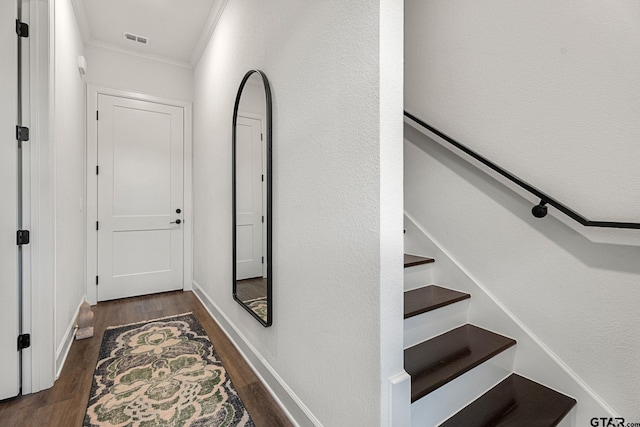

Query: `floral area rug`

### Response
(244, 298, 267, 322)
(84, 313, 254, 427)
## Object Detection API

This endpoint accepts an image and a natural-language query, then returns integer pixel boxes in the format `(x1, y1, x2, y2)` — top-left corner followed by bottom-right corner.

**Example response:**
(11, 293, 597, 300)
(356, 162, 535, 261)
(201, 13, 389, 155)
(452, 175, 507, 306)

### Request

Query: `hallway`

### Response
(0, 291, 292, 427)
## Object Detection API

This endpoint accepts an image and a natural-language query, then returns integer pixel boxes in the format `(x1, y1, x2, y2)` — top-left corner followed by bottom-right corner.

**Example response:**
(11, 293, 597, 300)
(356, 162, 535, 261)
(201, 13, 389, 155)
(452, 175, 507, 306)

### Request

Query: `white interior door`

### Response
(0, 0, 21, 399)
(236, 116, 263, 280)
(97, 95, 184, 301)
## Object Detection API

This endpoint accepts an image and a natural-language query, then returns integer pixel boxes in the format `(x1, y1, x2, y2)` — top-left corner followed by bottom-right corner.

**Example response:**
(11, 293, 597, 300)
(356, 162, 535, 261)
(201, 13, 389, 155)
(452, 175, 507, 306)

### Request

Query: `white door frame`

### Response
(237, 111, 267, 277)
(86, 85, 193, 305)
(21, 0, 56, 395)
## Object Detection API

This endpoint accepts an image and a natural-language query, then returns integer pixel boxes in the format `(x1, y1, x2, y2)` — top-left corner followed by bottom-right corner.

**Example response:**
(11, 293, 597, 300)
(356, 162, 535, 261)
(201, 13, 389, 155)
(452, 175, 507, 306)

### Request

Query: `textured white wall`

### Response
(193, 0, 403, 425)
(405, 0, 640, 223)
(405, 124, 640, 419)
(405, 1, 640, 418)
(53, 0, 85, 353)
(84, 47, 193, 101)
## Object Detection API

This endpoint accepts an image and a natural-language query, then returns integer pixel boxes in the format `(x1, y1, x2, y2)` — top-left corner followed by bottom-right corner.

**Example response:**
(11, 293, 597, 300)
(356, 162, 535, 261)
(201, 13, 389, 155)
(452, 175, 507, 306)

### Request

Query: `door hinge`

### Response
(261, 174, 264, 182)
(96, 111, 99, 120)
(16, 126, 29, 142)
(96, 221, 99, 230)
(18, 334, 30, 351)
(17, 230, 30, 245)
(15, 20, 29, 38)
(96, 165, 99, 175)
(261, 133, 263, 141)
(96, 276, 99, 285)
(262, 256, 264, 264)
(262, 215, 264, 223)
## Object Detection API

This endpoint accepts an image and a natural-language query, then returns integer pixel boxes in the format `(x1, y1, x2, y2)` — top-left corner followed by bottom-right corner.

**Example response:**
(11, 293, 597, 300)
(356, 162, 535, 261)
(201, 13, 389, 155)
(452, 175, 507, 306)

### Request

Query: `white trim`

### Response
(183, 103, 194, 291)
(55, 297, 83, 379)
(192, 281, 322, 427)
(22, 0, 57, 395)
(388, 372, 411, 427)
(20, 0, 33, 395)
(189, 0, 230, 67)
(237, 111, 267, 277)
(85, 39, 192, 69)
(85, 85, 193, 304)
(404, 211, 618, 424)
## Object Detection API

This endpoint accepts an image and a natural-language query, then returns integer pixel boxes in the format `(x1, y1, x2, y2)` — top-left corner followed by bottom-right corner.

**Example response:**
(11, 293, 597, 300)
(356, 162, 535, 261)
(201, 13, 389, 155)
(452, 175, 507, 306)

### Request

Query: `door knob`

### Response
(170, 219, 182, 224)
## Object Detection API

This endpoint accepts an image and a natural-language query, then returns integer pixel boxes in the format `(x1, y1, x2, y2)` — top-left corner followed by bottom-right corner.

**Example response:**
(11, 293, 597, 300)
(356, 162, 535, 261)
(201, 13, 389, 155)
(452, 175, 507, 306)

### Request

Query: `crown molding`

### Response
(86, 39, 192, 69)
(189, 0, 230, 68)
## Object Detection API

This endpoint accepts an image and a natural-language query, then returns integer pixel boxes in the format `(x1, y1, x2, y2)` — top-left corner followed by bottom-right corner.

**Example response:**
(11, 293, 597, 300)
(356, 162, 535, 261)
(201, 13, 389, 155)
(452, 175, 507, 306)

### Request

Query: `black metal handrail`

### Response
(404, 111, 640, 230)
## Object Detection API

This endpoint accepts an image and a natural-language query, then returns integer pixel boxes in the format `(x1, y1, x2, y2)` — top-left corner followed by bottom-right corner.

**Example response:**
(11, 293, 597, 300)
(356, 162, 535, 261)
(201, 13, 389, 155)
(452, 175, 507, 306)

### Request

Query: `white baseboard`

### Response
(55, 297, 84, 379)
(191, 281, 322, 427)
(404, 212, 617, 425)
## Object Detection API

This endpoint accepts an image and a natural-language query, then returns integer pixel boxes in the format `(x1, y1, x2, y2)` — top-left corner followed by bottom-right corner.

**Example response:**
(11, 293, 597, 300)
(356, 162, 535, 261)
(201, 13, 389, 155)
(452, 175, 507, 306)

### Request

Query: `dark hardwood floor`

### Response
(0, 291, 293, 427)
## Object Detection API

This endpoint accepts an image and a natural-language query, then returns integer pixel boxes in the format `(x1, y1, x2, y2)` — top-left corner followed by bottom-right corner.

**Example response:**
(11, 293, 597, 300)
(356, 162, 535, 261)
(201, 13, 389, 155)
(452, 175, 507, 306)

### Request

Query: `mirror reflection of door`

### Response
(234, 72, 269, 324)
(235, 115, 264, 280)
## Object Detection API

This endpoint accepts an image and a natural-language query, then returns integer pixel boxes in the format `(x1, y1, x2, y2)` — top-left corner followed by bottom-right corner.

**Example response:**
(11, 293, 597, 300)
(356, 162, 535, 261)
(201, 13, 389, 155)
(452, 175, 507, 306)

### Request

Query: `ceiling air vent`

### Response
(123, 32, 149, 45)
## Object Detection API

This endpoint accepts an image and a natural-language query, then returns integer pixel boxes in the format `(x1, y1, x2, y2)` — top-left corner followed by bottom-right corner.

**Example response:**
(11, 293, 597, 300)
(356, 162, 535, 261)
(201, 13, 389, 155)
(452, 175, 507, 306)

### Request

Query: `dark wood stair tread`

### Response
(439, 374, 577, 427)
(405, 324, 516, 402)
(404, 254, 435, 268)
(404, 285, 470, 319)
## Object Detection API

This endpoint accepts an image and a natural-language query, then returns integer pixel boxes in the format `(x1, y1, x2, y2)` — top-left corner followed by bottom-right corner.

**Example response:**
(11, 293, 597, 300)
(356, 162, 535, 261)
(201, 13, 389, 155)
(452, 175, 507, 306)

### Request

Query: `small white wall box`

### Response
(78, 55, 87, 75)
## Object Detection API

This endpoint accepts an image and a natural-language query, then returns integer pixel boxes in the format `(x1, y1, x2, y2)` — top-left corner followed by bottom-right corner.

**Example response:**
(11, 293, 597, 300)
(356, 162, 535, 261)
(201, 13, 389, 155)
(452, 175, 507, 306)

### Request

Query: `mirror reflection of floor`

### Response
(236, 277, 267, 302)
(237, 277, 268, 322)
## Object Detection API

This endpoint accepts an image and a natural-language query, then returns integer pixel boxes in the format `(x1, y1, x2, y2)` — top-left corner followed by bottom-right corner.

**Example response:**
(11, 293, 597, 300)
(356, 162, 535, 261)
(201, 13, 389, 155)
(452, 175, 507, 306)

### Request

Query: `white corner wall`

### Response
(192, 1, 404, 425)
(52, 0, 86, 361)
(404, 123, 640, 419)
(405, 0, 640, 224)
(84, 47, 193, 101)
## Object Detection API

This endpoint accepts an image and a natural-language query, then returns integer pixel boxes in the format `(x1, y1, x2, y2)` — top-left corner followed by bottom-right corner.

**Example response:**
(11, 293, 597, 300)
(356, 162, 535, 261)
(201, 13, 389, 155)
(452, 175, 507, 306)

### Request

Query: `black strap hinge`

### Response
(16, 20, 29, 38)
(18, 334, 30, 351)
(17, 230, 30, 245)
(16, 126, 29, 142)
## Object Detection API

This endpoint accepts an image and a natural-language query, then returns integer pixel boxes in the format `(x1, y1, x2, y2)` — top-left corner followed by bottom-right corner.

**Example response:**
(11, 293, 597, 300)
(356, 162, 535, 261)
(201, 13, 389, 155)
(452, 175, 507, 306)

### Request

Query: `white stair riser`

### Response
(404, 299, 469, 349)
(404, 264, 433, 290)
(405, 212, 614, 425)
(411, 347, 515, 427)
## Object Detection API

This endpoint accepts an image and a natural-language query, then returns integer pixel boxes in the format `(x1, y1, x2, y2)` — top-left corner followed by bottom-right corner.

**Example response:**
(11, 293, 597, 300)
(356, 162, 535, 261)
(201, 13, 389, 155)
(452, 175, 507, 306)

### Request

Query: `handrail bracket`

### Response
(532, 200, 548, 218)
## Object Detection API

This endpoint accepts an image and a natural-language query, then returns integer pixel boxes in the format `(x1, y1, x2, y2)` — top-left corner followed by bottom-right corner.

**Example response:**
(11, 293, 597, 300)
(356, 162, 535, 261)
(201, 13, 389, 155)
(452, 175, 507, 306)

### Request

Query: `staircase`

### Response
(403, 253, 577, 426)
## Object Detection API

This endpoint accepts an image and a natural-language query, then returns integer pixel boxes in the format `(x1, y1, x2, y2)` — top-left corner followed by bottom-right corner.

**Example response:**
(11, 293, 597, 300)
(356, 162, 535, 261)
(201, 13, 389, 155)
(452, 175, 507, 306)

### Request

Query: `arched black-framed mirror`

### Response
(232, 70, 272, 327)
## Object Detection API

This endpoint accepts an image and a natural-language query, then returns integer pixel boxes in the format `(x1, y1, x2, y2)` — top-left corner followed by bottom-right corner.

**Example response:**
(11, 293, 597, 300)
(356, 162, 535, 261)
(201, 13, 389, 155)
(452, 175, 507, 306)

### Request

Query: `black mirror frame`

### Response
(232, 70, 273, 327)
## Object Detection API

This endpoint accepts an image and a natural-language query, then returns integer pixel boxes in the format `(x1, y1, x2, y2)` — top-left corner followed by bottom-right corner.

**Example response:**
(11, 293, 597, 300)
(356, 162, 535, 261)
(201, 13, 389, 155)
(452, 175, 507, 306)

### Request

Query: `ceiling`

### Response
(71, 0, 227, 68)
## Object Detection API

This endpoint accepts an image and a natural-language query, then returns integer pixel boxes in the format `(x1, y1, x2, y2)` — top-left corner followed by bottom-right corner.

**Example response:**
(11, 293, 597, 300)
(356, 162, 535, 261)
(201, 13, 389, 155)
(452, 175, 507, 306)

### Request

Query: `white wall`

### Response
(193, 0, 404, 425)
(52, 0, 85, 358)
(84, 47, 193, 101)
(405, 1, 640, 418)
(405, 0, 640, 223)
(404, 124, 640, 419)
